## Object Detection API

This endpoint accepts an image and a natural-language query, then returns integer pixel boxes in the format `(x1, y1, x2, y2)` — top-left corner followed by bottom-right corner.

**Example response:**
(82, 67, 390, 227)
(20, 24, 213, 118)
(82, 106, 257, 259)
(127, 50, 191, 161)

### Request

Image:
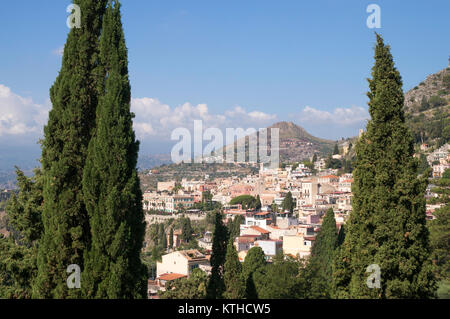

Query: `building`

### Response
(235, 235, 259, 252)
(282, 234, 314, 258)
(198, 231, 213, 251)
(148, 273, 188, 298)
(244, 212, 274, 229)
(255, 239, 283, 257)
(157, 181, 176, 192)
(318, 175, 339, 184)
(156, 250, 210, 277)
(241, 225, 270, 239)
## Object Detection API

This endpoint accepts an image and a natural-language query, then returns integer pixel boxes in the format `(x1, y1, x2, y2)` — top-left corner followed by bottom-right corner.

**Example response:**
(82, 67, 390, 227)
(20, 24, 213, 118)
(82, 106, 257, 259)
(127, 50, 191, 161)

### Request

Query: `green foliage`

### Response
(332, 34, 436, 299)
(418, 154, 430, 175)
(253, 255, 306, 299)
(169, 227, 174, 249)
(333, 143, 339, 155)
(443, 74, 450, 90)
(281, 191, 295, 213)
(180, 217, 193, 242)
(0, 167, 44, 299)
(34, 0, 108, 298)
(428, 95, 447, 108)
(0, 236, 37, 299)
(242, 246, 266, 299)
(223, 236, 246, 299)
(160, 268, 208, 299)
(6, 168, 43, 245)
(303, 208, 338, 298)
(428, 169, 450, 285)
(229, 195, 261, 210)
(325, 156, 343, 169)
(202, 191, 213, 203)
(229, 215, 244, 240)
(80, 1, 147, 298)
(206, 211, 229, 298)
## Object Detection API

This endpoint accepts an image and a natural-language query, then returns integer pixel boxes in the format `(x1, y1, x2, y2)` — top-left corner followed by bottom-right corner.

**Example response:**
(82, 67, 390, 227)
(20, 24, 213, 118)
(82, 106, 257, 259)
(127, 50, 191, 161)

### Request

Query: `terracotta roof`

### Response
(320, 175, 338, 179)
(250, 226, 270, 234)
(237, 237, 256, 243)
(158, 273, 187, 281)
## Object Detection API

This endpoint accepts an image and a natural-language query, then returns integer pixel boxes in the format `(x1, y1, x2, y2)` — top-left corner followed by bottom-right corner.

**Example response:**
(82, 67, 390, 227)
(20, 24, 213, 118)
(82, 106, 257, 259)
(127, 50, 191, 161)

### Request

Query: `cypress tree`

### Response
(332, 34, 436, 298)
(81, 0, 147, 299)
(33, 0, 107, 298)
(282, 191, 294, 213)
(223, 235, 245, 299)
(169, 227, 174, 250)
(161, 226, 168, 251)
(337, 224, 345, 247)
(303, 208, 338, 298)
(206, 211, 229, 299)
(242, 246, 266, 299)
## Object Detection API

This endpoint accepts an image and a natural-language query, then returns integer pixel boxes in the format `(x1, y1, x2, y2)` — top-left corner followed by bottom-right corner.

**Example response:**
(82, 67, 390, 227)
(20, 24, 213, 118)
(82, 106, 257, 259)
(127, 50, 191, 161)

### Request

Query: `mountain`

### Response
(404, 64, 450, 147)
(213, 121, 336, 164)
(137, 153, 172, 171)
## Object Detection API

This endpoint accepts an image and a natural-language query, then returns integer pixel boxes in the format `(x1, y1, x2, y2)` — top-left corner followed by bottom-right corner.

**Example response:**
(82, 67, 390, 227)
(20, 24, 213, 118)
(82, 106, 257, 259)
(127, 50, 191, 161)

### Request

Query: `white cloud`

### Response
(0, 86, 277, 145)
(131, 98, 277, 140)
(298, 105, 369, 125)
(0, 84, 49, 137)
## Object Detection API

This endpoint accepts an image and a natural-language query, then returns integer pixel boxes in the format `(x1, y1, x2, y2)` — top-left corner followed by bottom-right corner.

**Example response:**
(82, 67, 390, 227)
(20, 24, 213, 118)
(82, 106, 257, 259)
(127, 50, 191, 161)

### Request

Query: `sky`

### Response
(1, 0, 449, 169)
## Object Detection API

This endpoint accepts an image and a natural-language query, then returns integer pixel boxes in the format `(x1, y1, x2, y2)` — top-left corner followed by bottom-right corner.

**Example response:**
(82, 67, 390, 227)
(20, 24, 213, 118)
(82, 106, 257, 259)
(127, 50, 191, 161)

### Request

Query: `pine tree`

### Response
(303, 208, 338, 298)
(223, 235, 245, 299)
(332, 34, 436, 298)
(206, 211, 228, 299)
(80, 1, 147, 299)
(33, 0, 108, 298)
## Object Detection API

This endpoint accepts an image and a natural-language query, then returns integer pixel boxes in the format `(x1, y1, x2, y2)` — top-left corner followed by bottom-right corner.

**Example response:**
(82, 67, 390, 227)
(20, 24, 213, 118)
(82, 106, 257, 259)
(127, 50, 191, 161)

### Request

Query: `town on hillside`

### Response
(143, 143, 450, 298)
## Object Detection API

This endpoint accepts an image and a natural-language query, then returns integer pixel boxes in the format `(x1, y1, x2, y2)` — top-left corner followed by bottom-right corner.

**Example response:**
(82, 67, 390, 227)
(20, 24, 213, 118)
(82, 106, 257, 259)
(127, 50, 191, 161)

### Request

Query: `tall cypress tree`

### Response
(223, 235, 245, 299)
(169, 227, 174, 250)
(81, 0, 147, 299)
(33, 0, 107, 298)
(303, 208, 338, 298)
(332, 34, 436, 298)
(206, 211, 228, 299)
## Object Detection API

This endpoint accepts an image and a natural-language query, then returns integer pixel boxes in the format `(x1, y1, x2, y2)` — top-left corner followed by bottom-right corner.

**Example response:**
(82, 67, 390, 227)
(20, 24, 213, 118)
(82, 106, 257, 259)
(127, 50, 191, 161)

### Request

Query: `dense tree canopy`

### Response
(333, 34, 436, 299)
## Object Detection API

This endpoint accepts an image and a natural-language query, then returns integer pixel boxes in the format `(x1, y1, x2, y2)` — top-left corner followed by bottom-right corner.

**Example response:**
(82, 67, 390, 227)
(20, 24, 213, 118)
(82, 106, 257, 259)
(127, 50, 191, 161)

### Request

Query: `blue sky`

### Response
(1, 0, 449, 167)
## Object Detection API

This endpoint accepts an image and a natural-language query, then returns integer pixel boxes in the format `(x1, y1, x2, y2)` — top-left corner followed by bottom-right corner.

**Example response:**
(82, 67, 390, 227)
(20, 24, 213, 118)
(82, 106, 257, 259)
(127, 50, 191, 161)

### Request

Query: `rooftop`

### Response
(158, 273, 187, 281)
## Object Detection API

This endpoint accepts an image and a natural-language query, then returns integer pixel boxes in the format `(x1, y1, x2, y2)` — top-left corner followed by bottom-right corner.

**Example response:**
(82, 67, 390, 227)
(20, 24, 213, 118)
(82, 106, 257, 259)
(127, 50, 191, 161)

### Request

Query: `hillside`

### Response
(404, 64, 450, 147)
(214, 121, 336, 164)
